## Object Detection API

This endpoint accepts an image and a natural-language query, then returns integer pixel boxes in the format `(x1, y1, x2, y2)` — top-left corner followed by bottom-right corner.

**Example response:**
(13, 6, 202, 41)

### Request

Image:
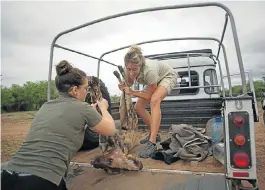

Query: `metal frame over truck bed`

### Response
(47, 2, 259, 189)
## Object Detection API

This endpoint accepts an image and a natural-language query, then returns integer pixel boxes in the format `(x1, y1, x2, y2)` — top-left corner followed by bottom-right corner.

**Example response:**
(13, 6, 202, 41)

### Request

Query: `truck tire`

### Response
(79, 78, 112, 151)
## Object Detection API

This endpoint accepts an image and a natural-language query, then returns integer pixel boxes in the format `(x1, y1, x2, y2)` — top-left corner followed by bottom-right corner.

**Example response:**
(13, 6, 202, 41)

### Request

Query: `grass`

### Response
(2, 111, 37, 119)
(1, 140, 24, 162)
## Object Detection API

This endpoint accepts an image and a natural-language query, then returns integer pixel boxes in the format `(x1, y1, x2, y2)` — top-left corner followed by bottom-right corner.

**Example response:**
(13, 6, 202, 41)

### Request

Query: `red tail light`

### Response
(233, 152, 249, 168)
(229, 112, 251, 169)
(234, 134, 246, 146)
(233, 115, 245, 127)
(233, 172, 249, 177)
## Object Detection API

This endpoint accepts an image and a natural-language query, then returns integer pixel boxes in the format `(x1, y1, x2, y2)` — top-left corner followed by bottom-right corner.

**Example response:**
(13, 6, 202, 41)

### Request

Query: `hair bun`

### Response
(129, 45, 142, 55)
(56, 60, 73, 76)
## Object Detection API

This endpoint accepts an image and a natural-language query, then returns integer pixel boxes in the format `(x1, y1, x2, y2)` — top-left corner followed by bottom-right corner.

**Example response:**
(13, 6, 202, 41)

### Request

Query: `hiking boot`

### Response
(140, 134, 161, 144)
(139, 141, 157, 158)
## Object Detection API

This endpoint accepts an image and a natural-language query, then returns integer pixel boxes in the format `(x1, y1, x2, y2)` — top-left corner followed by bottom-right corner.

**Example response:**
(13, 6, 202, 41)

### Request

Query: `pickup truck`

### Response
(47, 2, 260, 190)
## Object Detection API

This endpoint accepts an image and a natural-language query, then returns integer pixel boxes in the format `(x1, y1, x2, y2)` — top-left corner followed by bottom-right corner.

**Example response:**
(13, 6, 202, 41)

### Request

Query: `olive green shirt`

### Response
(1, 93, 102, 185)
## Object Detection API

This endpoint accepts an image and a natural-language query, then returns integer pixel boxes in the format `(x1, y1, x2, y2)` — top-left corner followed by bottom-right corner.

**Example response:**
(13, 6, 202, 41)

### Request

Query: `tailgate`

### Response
(66, 164, 227, 190)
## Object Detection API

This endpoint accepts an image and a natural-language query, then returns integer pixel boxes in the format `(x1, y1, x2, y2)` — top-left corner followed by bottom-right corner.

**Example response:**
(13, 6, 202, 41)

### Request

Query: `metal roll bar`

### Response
(97, 37, 232, 96)
(48, 2, 247, 100)
(54, 44, 116, 66)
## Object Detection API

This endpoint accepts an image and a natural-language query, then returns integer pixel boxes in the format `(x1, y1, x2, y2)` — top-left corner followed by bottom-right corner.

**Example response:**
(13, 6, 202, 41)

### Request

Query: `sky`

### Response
(1, 0, 265, 96)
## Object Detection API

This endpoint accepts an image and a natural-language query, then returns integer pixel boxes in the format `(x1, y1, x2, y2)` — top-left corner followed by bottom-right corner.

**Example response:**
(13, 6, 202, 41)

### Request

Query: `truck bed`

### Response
(66, 164, 226, 190)
(69, 131, 224, 190)
(68, 126, 226, 189)
(72, 130, 224, 173)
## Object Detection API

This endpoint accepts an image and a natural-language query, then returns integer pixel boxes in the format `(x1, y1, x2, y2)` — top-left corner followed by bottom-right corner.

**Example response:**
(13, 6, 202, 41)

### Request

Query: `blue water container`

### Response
(210, 116, 224, 144)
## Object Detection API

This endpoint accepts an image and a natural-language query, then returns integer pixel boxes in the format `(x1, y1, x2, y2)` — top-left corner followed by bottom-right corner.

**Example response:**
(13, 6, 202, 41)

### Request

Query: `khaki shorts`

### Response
(143, 74, 178, 95)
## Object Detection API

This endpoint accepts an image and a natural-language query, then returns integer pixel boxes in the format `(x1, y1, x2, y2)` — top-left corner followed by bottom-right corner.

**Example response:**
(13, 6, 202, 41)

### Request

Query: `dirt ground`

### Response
(1, 107, 265, 189)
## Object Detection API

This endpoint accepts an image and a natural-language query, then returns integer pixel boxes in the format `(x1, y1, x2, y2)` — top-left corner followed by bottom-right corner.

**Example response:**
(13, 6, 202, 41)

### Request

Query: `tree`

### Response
(1, 80, 59, 112)
(1, 78, 264, 113)
(111, 94, 120, 103)
(1, 87, 16, 105)
(252, 80, 265, 98)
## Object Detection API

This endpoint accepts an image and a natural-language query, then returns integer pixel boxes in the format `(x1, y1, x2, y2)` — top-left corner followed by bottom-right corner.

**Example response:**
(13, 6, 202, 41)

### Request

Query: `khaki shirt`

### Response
(125, 59, 177, 86)
(1, 93, 102, 185)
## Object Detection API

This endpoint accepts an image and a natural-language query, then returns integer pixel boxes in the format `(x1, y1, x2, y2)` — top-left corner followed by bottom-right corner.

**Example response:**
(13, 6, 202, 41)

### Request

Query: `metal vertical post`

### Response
(228, 13, 247, 94)
(212, 55, 225, 97)
(248, 70, 259, 122)
(48, 44, 55, 101)
(217, 14, 228, 59)
(221, 44, 232, 96)
(187, 54, 191, 87)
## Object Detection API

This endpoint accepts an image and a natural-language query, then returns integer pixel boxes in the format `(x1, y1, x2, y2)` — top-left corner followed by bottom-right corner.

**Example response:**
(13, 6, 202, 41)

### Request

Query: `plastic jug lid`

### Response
(215, 117, 222, 122)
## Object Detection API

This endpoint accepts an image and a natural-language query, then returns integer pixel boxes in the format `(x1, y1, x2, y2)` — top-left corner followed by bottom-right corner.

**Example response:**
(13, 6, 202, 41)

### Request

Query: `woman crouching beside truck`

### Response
(1, 60, 116, 190)
(118, 45, 178, 158)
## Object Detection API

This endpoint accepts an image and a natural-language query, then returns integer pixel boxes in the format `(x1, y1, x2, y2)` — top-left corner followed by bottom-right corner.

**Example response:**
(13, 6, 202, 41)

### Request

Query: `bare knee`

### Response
(150, 97, 161, 108)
